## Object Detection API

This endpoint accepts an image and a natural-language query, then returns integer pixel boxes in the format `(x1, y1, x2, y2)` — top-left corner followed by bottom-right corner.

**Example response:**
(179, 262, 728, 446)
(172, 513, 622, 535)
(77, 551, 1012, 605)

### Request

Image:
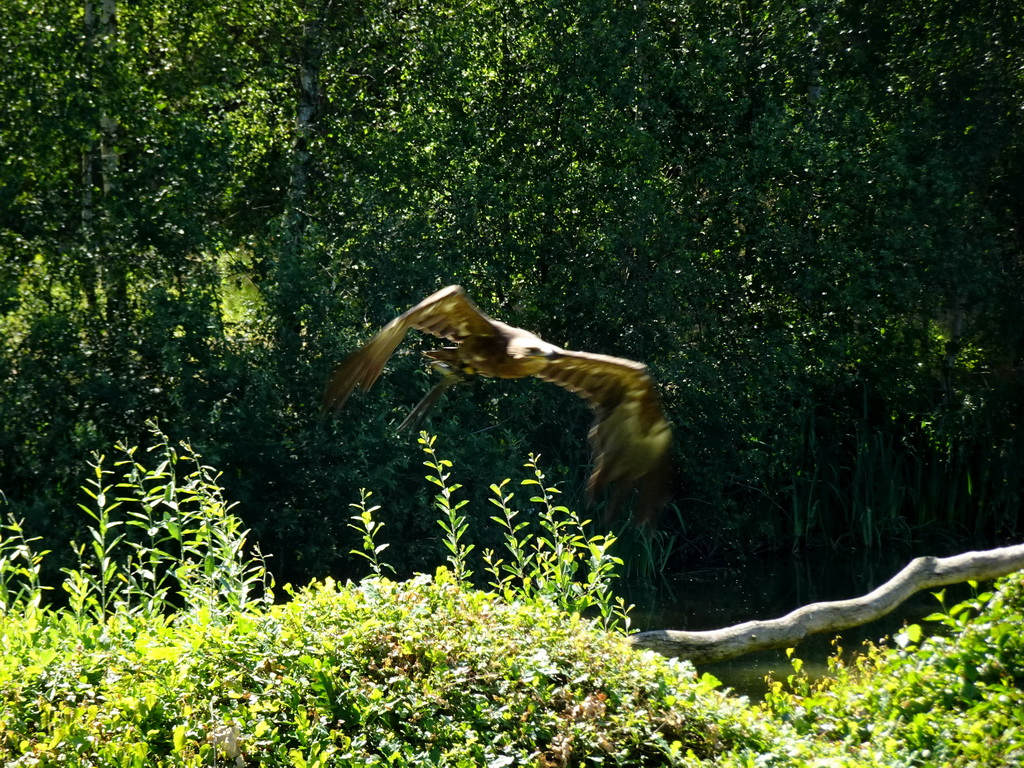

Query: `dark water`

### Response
(623, 548, 978, 700)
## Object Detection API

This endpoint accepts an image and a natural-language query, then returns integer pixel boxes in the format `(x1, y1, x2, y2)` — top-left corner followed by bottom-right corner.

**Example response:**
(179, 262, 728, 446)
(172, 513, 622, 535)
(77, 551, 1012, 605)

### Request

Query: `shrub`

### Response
(3, 430, 1023, 766)
(764, 573, 1024, 766)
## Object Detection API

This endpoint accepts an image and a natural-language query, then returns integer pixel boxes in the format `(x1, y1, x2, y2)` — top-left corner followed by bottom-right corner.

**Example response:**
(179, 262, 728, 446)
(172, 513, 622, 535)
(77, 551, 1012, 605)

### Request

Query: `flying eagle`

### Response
(324, 285, 672, 525)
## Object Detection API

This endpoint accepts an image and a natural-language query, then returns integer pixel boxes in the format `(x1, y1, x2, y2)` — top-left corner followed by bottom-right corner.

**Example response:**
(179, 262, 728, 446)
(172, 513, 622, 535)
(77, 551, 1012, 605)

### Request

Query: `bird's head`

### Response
(508, 337, 562, 361)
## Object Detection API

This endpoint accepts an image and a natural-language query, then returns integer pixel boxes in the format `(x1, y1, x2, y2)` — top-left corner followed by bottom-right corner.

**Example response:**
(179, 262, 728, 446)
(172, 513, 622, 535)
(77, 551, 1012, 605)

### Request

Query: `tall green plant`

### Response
(0, 515, 50, 613)
(59, 423, 273, 624)
(346, 435, 633, 632)
(62, 456, 126, 623)
(420, 433, 475, 584)
(483, 455, 631, 631)
(347, 489, 394, 577)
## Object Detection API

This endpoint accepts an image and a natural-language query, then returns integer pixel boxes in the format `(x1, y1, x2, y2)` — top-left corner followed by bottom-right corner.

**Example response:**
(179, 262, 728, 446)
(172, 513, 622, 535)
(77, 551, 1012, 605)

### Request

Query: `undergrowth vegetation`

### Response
(1, 429, 1023, 766)
(764, 581, 1024, 766)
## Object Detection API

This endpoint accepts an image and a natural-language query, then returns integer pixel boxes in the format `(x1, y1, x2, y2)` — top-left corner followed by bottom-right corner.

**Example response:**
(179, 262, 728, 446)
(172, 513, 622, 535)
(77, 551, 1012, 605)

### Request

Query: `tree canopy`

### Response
(2, 0, 1022, 584)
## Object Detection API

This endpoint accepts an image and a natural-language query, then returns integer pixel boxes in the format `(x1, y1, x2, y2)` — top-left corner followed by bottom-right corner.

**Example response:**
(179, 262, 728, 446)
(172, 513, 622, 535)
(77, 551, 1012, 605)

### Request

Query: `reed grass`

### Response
(786, 409, 1021, 550)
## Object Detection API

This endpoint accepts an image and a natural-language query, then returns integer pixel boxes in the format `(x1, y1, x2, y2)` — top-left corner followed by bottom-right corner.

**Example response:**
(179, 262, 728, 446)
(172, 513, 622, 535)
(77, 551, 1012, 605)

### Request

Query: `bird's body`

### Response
(324, 285, 672, 525)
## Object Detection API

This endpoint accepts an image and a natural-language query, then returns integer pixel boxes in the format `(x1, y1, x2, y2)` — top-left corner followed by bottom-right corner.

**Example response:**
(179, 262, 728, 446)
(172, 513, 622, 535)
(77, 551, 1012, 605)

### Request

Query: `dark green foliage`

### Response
(2, 0, 1023, 583)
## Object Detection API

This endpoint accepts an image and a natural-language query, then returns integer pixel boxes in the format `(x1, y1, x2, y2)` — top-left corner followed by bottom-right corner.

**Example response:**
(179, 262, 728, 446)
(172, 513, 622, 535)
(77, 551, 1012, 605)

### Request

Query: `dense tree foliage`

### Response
(2, 0, 1022, 585)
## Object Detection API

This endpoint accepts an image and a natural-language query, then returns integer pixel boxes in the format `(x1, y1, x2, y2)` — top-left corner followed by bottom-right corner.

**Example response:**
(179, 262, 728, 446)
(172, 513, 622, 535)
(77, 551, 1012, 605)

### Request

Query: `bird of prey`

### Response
(323, 285, 672, 525)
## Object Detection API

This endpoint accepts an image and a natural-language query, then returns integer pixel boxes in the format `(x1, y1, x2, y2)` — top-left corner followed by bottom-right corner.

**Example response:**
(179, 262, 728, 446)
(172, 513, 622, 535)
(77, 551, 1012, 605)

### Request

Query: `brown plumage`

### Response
(324, 285, 672, 525)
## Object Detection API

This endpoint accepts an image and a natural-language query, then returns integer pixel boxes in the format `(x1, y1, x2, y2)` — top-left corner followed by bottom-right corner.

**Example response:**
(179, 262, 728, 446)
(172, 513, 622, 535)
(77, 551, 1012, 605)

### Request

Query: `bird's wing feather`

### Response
(323, 286, 495, 412)
(536, 350, 651, 413)
(536, 349, 672, 524)
(403, 285, 498, 340)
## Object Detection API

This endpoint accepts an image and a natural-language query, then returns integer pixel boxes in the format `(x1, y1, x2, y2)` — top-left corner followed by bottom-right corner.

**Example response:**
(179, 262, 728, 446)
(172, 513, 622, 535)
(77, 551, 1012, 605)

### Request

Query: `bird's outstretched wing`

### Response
(324, 286, 674, 525)
(323, 285, 496, 412)
(536, 351, 672, 525)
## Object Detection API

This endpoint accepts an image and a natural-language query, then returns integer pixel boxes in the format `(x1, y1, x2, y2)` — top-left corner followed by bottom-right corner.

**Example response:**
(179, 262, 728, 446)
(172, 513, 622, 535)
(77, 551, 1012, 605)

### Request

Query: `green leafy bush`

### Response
(0, 431, 777, 766)
(3, 431, 1024, 767)
(764, 575, 1024, 766)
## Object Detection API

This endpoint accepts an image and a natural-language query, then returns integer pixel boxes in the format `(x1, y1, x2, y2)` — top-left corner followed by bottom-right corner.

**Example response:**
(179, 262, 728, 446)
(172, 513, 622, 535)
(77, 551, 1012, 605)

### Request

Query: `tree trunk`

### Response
(629, 543, 1024, 664)
(82, 0, 127, 327)
(289, 12, 324, 233)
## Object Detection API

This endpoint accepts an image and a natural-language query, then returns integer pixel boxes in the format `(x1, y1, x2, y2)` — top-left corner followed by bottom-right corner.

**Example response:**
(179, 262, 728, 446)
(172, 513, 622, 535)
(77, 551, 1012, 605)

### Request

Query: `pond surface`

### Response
(622, 547, 979, 700)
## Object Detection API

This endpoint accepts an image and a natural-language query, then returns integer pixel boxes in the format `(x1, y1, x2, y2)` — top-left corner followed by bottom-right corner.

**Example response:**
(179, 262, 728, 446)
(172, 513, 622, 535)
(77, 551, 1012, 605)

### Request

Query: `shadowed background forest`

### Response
(2, 0, 1022, 587)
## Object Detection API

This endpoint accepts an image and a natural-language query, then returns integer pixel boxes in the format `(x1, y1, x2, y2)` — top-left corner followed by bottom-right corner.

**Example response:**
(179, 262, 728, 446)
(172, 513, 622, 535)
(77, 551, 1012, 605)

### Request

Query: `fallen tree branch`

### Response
(629, 543, 1024, 664)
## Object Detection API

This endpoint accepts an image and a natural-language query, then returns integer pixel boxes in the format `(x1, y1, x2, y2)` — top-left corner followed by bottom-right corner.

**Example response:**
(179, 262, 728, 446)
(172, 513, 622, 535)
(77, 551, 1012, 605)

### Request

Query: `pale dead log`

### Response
(629, 543, 1024, 664)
